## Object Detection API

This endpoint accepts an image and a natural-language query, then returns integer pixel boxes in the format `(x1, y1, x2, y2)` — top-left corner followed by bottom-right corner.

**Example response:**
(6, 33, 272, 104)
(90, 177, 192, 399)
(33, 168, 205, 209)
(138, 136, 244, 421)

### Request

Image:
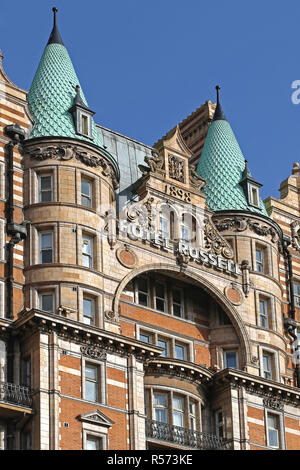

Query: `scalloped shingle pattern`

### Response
(197, 120, 268, 216)
(27, 43, 103, 148)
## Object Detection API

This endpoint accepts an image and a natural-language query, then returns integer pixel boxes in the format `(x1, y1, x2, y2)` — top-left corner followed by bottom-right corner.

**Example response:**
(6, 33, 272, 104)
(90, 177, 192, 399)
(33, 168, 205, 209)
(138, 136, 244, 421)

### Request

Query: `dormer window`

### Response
(239, 160, 262, 209)
(69, 85, 95, 140)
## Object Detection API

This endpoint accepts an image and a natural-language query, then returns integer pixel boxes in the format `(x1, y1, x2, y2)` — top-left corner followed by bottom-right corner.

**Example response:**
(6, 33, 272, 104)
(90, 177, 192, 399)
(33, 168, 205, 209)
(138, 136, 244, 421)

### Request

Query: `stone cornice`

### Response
(12, 309, 162, 362)
(214, 368, 300, 406)
(146, 357, 214, 386)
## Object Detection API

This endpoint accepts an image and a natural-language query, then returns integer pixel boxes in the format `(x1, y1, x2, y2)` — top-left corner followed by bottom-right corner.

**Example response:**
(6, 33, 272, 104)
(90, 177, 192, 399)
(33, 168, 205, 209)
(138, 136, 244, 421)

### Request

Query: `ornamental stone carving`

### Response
(168, 154, 185, 182)
(263, 397, 284, 411)
(80, 345, 107, 360)
(204, 217, 234, 259)
(189, 164, 206, 191)
(138, 150, 164, 175)
(291, 220, 300, 251)
(215, 216, 279, 243)
(27, 144, 119, 189)
(116, 245, 138, 269)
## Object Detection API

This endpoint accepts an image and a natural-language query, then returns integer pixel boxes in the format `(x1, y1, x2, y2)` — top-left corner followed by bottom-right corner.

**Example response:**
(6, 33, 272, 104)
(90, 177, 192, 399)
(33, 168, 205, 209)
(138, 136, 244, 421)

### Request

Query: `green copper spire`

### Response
(27, 7, 103, 148)
(197, 86, 268, 216)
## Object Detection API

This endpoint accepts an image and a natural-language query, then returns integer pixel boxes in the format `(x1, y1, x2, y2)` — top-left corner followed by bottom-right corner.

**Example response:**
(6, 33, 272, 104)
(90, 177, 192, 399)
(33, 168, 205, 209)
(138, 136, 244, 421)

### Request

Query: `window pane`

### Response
(156, 298, 166, 312)
(175, 344, 186, 360)
(155, 408, 168, 423)
(155, 283, 165, 299)
(138, 292, 148, 306)
(40, 294, 54, 313)
(154, 393, 167, 407)
(157, 339, 168, 357)
(225, 351, 237, 368)
(41, 233, 52, 249)
(173, 410, 184, 427)
(86, 364, 97, 380)
(85, 381, 97, 402)
(140, 333, 151, 343)
(86, 437, 101, 450)
(173, 396, 184, 410)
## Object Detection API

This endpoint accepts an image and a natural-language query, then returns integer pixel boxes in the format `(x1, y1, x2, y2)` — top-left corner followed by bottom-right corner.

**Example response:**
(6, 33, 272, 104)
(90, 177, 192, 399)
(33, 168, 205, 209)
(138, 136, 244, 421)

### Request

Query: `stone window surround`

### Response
(82, 428, 107, 450)
(81, 356, 106, 405)
(136, 324, 194, 362)
(251, 239, 273, 277)
(259, 346, 280, 382)
(78, 226, 100, 272)
(264, 408, 286, 450)
(79, 287, 103, 329)
(255, 290, 277, 331)
(219, 345, 240, 370)
(145, 385, 202, 432)
(0, 218, 4, 262)
(30, 166, 58, 205)
(76, 169, 100, 211)
(31, 223, 58, 265)
(32, 285, 59, 314)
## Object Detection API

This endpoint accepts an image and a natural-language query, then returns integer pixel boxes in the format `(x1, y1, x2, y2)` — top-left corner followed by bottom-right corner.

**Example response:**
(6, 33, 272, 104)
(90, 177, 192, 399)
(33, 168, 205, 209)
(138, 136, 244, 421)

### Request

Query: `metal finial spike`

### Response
(216, 85, 221, 105)
(52, 7, 58, 26)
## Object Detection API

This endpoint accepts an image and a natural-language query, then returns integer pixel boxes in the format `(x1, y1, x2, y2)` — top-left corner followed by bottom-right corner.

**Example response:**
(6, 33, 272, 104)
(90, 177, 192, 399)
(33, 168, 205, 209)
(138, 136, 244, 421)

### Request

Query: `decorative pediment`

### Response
(155, 125, 193, 159)
(78, 409, 114, 428)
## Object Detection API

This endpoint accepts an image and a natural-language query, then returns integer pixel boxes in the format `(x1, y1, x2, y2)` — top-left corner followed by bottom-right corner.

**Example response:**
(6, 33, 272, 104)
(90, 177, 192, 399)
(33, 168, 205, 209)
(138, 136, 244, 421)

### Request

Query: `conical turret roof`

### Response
(196, 87, 268, 216)
(27, 8, 103, 148)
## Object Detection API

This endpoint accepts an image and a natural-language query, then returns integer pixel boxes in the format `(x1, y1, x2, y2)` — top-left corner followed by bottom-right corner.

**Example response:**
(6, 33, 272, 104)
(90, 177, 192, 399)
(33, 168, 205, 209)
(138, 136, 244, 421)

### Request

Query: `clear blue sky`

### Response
(1, 0, 300, 200)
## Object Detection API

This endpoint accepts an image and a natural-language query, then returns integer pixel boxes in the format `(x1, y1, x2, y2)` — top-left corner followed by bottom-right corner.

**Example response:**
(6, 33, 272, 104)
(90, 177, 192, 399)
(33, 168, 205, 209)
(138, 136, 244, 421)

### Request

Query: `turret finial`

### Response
(47, 6, 64, 46)
(53, 7, 58, 26)
(212, 84, 227, 122)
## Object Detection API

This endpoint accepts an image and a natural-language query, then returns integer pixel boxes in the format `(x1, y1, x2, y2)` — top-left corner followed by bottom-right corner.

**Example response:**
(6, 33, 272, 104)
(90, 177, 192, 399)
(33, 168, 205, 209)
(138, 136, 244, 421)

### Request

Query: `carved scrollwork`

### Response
(80, 345, 107, 360)
(168, 155, 184, 182)
(204, 217, 234, 259)
(28, 144, 119, 189)
(215, 216, 279, 243)
(263, 397, 284, 411)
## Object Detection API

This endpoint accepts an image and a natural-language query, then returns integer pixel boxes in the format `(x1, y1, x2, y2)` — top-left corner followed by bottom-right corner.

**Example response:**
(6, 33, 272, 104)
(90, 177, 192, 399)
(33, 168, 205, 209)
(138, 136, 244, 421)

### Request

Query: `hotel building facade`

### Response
(0, 9, 300, 451)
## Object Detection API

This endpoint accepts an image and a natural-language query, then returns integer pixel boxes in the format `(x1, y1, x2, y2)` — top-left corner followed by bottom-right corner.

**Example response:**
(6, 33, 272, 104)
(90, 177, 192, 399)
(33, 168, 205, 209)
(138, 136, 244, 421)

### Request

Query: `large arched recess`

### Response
(113, 263, 252, 368)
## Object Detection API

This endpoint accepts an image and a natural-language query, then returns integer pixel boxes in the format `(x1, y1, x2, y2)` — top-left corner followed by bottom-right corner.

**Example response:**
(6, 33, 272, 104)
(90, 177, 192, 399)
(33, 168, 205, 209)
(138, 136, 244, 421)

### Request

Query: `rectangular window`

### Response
(20, 357, 31, 388)
(259, 298, 269, 328)
(159, 214, 169, 238)
(224, 350, 238, 368)
(83, 297, 95, 325)
(85, 363, 98, 402)
(189, 401, 197, 431)
(137, 278, 149, 307)
(39, 292, 54, 313)
(157, 337, 170, 357)
(81, 177, 92, 208)
(140, 331, 153, 344)
(172, 395, 184, 427)
(86, 435, 103, 450)
(294, 282, 300, 307)
(256, 246, 265, 273)
(215, 410, 224, 438)
(172, 287, 184, 318)
(154, 282, 167, 312)
(251, 186, 259, 206)
(262, 352, 273, 380)
(153, 392, 168, 423)
(38, 174, 52, 202)
(82, 234, 93, 268)
(180, 223, 191, 242)
(82, 115, 89, 136)
(39, 232, 53, 263)
(267, 413, 280, 448)
(175, 342, 187, 361)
